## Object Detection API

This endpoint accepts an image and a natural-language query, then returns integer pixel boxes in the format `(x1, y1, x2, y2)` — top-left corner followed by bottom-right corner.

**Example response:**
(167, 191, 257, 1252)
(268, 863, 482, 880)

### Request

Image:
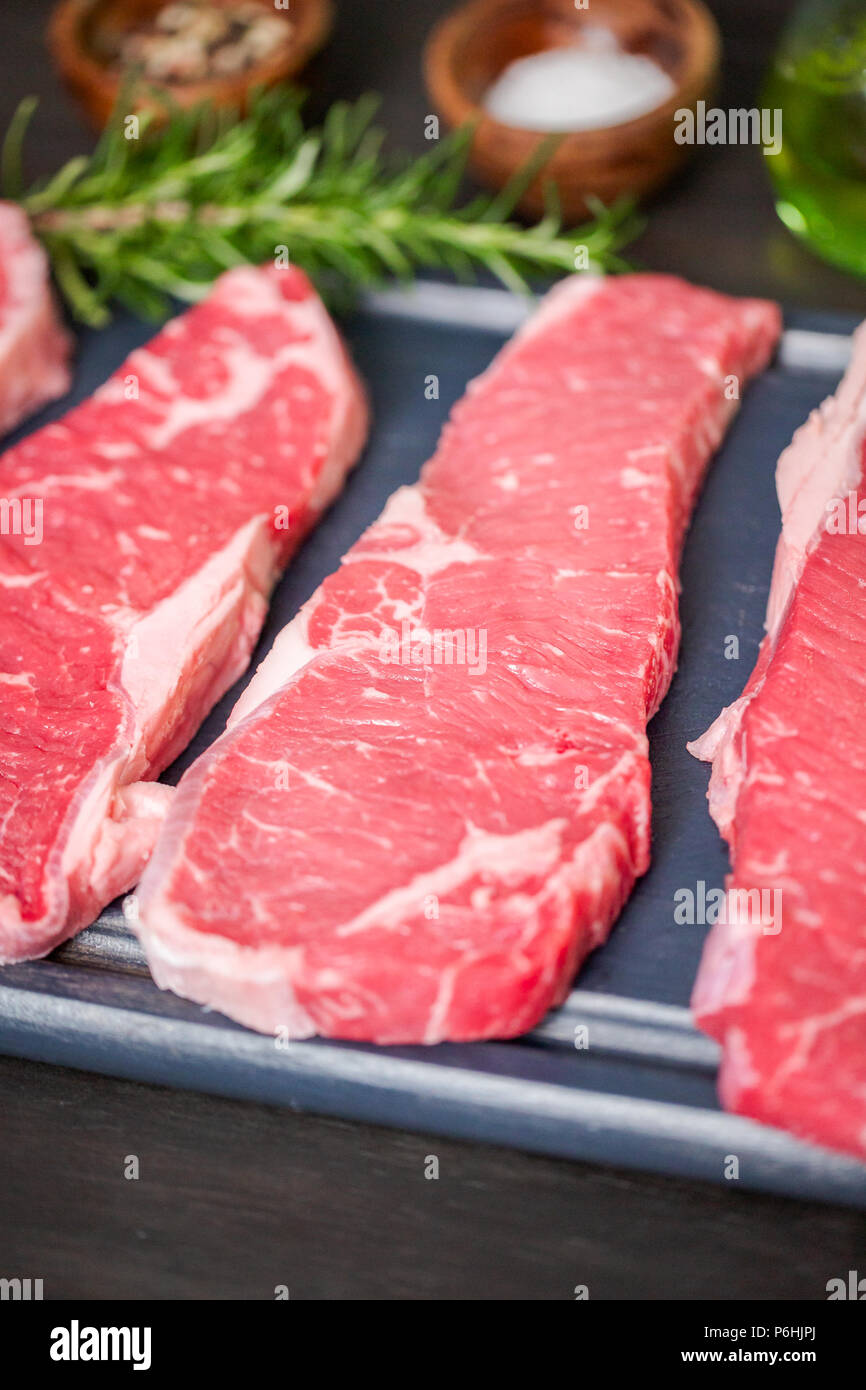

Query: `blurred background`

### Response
(3, 0, 865, 314)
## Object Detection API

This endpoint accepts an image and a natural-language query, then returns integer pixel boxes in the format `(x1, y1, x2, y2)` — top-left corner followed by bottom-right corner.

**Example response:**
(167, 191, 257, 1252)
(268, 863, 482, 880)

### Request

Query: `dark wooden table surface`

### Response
(1, 0, 865, 1301)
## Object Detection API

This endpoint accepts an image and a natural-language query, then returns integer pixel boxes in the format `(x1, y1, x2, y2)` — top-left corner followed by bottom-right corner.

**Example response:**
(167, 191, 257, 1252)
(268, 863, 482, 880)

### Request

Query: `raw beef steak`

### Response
(0, 202, 71, 435)
(689, 321, 866, 1159)
(135, 274, 779, 1043)
(0, 264, 367, 963)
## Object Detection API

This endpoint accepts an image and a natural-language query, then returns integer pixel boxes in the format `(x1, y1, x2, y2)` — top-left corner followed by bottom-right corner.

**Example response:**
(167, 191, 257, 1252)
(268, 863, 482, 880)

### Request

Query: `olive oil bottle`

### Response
(764, 0, 866, 277)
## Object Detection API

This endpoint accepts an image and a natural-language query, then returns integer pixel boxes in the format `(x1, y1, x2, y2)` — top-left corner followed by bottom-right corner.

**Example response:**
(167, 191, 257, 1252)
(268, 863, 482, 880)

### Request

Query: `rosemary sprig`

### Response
(3, 87, 640, 328)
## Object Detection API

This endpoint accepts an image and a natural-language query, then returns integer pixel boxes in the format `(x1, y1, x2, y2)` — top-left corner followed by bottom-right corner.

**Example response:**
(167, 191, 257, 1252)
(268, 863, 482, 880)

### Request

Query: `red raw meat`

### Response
(0, 202, 71, 435)
(135, 274, 779, 1043)
(690, 323, 866, 1159)
(0, 265, 367, 963)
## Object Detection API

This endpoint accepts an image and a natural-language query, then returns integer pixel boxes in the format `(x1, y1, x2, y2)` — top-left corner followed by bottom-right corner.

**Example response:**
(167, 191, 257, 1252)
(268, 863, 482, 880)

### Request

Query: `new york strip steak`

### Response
(135, 274, 779, 1043)
(0, 265, 367, 963)
(0, 202, 71, 436)
(690, 321, 866, 1159)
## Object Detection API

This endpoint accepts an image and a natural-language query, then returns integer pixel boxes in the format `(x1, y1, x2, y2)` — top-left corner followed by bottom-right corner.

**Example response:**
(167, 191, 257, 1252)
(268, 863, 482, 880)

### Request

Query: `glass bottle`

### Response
(764, 0, 866, 277)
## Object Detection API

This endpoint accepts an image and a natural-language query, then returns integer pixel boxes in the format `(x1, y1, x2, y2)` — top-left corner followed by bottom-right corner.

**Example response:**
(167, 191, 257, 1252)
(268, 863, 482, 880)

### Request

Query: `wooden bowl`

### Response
(49, 0, 334, 129)
(424, 0, 721, 221)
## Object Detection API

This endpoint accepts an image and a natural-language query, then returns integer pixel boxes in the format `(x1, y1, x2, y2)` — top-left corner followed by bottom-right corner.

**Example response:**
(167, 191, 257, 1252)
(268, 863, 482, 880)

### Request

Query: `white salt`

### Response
(482, 26, 675, 132)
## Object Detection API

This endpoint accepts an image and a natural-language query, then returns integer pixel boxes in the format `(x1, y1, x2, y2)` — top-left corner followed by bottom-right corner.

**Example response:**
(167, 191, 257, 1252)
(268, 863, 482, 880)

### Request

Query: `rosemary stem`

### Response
(6, 88, 640, 326)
